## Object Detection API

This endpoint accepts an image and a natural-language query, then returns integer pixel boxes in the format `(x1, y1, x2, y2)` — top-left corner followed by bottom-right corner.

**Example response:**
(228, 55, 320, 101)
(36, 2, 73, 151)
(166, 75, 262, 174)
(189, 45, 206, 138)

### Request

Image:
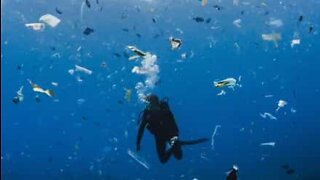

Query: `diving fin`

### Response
(179, 138, 209, 146)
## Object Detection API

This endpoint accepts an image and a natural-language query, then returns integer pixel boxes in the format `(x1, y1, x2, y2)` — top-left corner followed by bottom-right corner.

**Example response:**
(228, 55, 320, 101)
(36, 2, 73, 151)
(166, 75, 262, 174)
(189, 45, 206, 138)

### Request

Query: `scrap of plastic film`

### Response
(211, 125, 221, 150)
(260, 142, 276, 147)
(201, 0, 207, 6)
(260, 112, 277, 120)
(28, 79, 54, 97)
(39, 14, 61, 28)
(276, 99, 287, 111)
(169, 37, 182, 50)
(12, 86, 24, 104)
(75, 65, 92, 75)
(127, 46, 147, 61)
(261, 33, 281, 47)
(124, 88, 132, 102)
(266, 18, 283, 28)
(25, 23, 45, 31)
(233, 19, 242, 28)
(127, 149, 150, 170)
(214, 77, 241, 89)
(291, 39, 300, 48)
(217, 90, 226, 96)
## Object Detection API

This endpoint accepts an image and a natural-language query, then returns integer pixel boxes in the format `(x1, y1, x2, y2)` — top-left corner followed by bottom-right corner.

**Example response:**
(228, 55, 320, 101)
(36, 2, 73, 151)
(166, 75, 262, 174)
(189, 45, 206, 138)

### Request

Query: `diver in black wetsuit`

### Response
(136, 94, 208, 164)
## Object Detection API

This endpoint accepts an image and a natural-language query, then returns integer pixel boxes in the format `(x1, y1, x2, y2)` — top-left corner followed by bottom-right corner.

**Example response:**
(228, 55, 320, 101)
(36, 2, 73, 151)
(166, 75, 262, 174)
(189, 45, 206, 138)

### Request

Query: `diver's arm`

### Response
(136, 111, 148, 151)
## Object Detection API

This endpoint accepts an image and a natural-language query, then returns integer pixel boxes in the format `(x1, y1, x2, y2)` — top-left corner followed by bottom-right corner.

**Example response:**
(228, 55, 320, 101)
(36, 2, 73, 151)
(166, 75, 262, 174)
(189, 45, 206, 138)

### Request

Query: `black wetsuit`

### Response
(136, 100, 182, 163)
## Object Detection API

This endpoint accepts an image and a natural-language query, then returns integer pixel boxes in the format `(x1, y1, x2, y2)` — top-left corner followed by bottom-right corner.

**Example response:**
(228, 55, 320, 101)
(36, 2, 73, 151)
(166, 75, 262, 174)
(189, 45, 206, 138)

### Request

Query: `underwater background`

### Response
(1, 0, 320, 179)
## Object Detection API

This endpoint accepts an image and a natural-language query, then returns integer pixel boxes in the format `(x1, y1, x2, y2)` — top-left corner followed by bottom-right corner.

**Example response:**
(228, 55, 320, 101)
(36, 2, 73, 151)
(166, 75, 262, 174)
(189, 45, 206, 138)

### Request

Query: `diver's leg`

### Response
(172, 141, 183, 160)
(155, 136, 171, 163)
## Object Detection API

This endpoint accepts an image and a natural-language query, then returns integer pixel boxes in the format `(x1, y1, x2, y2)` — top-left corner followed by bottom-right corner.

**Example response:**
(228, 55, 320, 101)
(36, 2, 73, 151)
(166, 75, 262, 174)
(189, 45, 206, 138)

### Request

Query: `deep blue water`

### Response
(1, 0, 320, 179)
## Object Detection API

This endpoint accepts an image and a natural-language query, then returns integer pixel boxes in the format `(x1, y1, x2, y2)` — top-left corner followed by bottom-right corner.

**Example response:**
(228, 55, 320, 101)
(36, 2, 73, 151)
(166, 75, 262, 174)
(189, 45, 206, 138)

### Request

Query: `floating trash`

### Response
(260, 112, 277, 120)
(124, 88, 132, 102)
(51, 82, 59, 87)
(214, 77, 241, 89)
(233, 19, 242, 28)
(127, 45, 147, 60)
(127, 149, 150, 170)
(12, 86, 24, 104)
(291, 39, 300, 48)
(266, 18, 283, 28)
(262, 33, 281, 47)
(211, 125, 221, 150)
(260, 142, 276, 147)
(193, 16, 204, 23)
(28, 79, 54, 97)
(217, 90, 226, 96)
(201, 0, 207, 6)
(276, 99, 287, 111)
(83, 27, 94, 35)
(75, 65, 93, 75)
(169, 37, 182, 50)
(39, 14, 61, 28)
(25, 23, 45, 31)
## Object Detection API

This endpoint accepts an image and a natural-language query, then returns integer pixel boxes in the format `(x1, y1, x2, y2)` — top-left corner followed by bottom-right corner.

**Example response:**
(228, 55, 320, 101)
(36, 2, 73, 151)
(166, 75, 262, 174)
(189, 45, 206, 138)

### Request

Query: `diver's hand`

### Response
(136, 144, 141, 152)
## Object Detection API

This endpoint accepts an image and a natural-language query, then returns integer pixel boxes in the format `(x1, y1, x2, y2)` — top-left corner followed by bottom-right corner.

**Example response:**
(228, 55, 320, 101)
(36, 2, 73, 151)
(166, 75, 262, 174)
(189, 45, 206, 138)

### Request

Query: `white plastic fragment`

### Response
(266, 18, 283, 28)
(211, 125, 221, 150)
(233, 19, 242, 28)
(276, 99, 287, 111)
(233, 0, 240, 6)
(260, 142, 276, 147)
(127, 149, 150, 170)
(264, 94, 274, 98)
(39, 14, 61, 28)
(217, 90, 226, 96)
(51, 82, 58, 87)
(260, 112, 277, 120)
(262, 33, 281, 41)
(25, 23, 45, 31)
(291, 39, 300, 48)
(75, 65, 93, 75)
(169, 37, 182, 50)
(290, 107, 297, 114)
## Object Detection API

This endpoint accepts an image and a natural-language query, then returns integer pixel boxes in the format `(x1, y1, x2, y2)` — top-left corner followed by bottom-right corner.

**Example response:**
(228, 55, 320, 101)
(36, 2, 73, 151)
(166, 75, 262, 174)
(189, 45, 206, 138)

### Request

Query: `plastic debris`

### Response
(127, 46, 147, 60)
(51, 82, 59, 87)
(75, 65, 93, 75)
(266, 18, 283, 28)
(233, 19, 242, 28)
(12, 86, 24, 104)
(260, 142, 276, 147)
(55, 8, 62, 14)
(25, 23, 45, 31)
(264, 94, 274, 98)
(291, 39, 300, 48)
(214, 77, 241, 89)
(193, 16, 204, 23)
(39, 14, 61, 28)
(124, 88, 132, 102)
(28, 79, 54, 97)
(211, 125, 221, 150)
(127, 149, 150, 170)
(261, 33, 281, 47)
(169, 37, 182, 50)
(83, 27, 94, 35)
(276, 99, 287, 111)
(290, 108, 297, 114)
(260, 112, 277, 120)
(201, 0, 207, 6)
(85, 0, 91, 8)
(217, 90, 226, 96)
(233, 0, 240, 6)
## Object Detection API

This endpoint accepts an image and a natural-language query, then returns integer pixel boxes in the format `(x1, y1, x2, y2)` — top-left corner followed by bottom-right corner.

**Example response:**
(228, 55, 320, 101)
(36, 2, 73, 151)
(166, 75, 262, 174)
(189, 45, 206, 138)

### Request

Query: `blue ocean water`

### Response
(1, 0, 320, 179)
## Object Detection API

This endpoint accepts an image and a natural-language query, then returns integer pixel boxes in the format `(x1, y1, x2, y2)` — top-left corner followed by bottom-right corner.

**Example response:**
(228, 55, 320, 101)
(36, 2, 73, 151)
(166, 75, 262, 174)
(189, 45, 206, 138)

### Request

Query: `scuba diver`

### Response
(136, 94, 209, 164)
